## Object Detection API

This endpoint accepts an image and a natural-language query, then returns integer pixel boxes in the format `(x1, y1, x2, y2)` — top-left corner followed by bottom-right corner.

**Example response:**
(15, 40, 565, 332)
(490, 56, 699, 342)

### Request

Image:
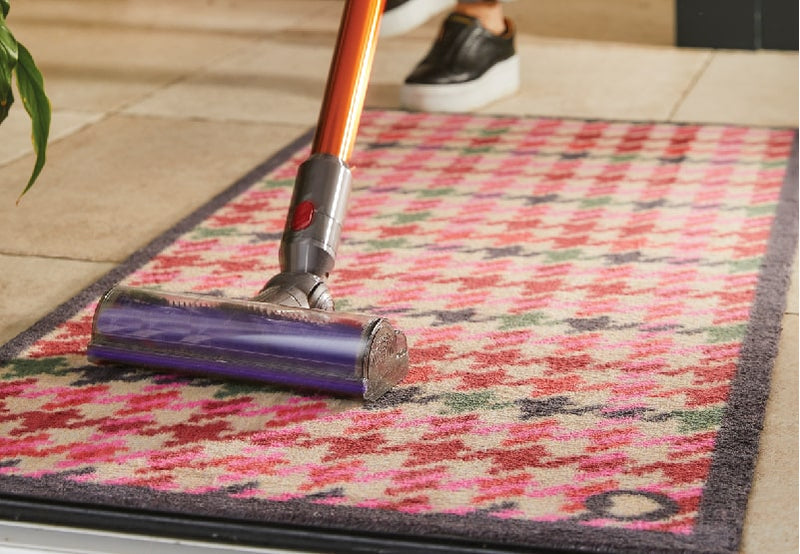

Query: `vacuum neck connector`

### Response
(258, 153, 353, 311)
(279, 153, 353, 279)
(255, 272, 334, 311)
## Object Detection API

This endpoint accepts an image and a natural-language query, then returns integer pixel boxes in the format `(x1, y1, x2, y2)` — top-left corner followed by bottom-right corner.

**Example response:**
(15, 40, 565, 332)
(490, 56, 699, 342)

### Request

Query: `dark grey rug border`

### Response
(694, 131, 799, 550)
(1, 117, 797, 554)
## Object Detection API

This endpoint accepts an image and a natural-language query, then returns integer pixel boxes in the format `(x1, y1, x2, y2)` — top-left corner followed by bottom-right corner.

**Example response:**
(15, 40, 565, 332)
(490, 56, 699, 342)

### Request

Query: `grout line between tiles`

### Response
(110, 44, 259, 119)
(115, 110, 314, 129)
(113, 26, 339, 122)
(11, 14, 283, 41)
(0, 251, 120, 265)
(667, 50, 715, 122)
(101, 25, 318, 125)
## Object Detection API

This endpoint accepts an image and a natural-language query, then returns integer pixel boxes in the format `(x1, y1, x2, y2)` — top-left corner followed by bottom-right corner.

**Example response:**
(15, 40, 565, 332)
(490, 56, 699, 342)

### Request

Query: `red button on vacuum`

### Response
(291, 200, 315, 231)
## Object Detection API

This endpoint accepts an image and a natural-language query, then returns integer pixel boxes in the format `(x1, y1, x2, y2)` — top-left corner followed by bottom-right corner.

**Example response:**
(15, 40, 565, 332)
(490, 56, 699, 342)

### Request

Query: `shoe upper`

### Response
(405, 13, 516, 86)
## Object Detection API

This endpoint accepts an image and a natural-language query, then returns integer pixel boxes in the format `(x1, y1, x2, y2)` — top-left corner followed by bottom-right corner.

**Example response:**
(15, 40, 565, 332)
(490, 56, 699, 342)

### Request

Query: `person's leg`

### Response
(399, 0, 519, 112)
(454, 1, 506, 36)
(382, 1, 507, 38)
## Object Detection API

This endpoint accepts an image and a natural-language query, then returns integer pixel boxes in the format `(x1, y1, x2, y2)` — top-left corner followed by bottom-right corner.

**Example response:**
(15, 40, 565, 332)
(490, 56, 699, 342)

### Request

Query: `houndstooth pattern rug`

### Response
(1, 111, 796, 553)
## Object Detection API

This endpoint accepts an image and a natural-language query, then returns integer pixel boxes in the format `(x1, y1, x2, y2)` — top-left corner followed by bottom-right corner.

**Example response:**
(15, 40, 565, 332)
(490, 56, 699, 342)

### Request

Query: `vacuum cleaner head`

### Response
(87, 286, 409, 400)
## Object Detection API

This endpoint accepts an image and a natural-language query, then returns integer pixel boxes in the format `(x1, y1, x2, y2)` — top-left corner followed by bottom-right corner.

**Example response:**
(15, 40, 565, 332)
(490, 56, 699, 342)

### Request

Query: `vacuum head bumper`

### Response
(87, 286, 409, 401)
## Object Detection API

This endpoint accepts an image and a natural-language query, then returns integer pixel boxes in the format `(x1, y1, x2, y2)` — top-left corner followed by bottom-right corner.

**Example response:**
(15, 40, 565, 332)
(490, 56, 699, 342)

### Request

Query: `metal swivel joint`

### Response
(256, 154, 353, 310)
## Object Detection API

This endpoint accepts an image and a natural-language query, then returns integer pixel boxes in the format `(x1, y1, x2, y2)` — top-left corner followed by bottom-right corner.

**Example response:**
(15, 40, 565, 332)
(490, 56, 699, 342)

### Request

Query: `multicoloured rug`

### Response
(0, 111, 796, 553)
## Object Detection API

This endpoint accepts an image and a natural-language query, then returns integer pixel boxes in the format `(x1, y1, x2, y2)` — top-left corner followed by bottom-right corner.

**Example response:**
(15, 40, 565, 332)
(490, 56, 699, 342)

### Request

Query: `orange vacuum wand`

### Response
(314, 0, 384, 162)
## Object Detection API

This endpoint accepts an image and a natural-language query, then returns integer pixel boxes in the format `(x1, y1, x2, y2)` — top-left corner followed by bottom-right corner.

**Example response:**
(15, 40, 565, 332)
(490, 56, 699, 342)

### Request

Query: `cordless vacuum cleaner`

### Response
(87, 0, 409, 401)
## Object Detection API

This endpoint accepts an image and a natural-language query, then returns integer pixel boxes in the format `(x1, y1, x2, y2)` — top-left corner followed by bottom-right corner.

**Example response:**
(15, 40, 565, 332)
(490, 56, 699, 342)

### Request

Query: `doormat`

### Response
(1, 112, 797, 553)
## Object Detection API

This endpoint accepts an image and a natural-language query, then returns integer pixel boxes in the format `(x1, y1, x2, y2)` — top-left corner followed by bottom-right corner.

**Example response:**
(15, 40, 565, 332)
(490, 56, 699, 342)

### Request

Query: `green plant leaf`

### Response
(14, 42, 50, 202)
(0, 0, 9, 18)
(0, 45, 13, 123)
(0, 10, 18, 123)
(0, 10, 17, 61)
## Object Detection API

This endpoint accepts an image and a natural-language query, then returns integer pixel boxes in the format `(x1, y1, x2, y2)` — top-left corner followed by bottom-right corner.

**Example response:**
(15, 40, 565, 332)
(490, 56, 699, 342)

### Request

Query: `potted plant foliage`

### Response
(0, 0, 50, 202)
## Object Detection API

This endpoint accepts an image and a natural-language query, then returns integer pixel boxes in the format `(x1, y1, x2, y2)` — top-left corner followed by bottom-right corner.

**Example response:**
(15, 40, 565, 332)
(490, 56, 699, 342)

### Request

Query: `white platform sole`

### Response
(379, 0, 456, 37)
(400, 54, 521, 113)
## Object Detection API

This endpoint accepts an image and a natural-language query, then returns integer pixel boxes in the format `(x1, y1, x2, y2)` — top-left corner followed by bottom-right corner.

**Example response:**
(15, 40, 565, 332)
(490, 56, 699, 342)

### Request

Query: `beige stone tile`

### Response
(0, 115, 307, 262)
(741, 314, 798, 553)
(0, 109, 103, 166)
(7, 18, 256, 113)
(672, 50, 798, 127)
(12, 0, 344, 37)
(124, 29, 339, 126)
(478, 37, 711, 121)
(0, 254, 114, 344)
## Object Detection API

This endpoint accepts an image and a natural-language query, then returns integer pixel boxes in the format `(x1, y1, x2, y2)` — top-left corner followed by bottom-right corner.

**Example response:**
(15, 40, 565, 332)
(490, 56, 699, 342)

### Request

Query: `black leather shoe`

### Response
(401, 13, 520, 112)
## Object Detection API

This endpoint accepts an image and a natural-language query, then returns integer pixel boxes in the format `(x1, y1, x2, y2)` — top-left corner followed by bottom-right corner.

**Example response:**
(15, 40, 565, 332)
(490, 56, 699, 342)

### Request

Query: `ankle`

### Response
(454, 1, 506, 35)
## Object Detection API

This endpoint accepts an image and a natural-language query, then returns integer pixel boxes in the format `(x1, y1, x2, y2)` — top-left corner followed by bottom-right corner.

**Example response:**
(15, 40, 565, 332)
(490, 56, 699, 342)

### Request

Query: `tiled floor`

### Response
(0, 1, 796, 552)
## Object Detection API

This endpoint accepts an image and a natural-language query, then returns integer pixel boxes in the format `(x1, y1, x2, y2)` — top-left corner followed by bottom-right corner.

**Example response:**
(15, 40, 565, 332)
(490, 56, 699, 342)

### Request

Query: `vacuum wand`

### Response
(88, 0, 409, 400)
(259, 0, 385, 311)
